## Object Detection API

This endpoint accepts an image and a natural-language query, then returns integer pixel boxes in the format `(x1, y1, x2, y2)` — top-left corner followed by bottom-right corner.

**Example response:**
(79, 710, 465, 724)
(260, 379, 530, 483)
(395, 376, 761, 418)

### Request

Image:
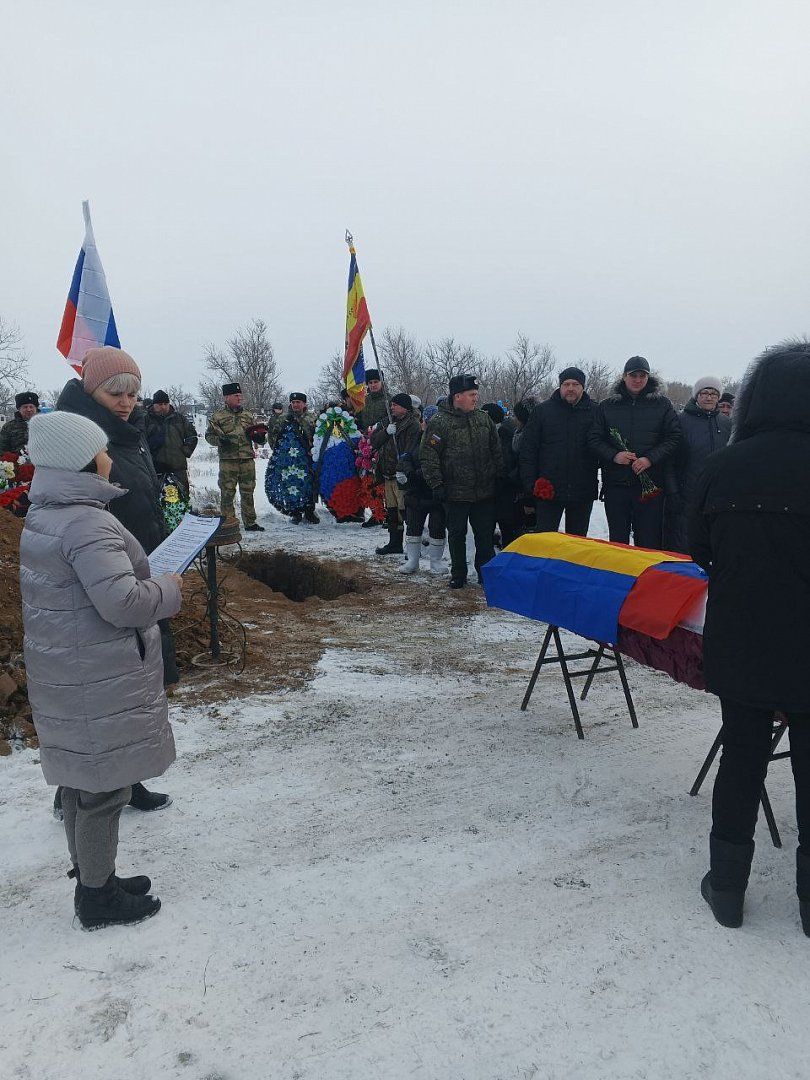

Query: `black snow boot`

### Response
(376, 512, 404, 555)
(701, 836, 755, 928)
(244, 523, 265, 532)
(77, 874, 161, 931)
(797, 847, 810, 936)
(129, 782, 172, 813)
(290, 511, 303, 524)
(68, 866, 152, 915)
(448, 578, 466, 590)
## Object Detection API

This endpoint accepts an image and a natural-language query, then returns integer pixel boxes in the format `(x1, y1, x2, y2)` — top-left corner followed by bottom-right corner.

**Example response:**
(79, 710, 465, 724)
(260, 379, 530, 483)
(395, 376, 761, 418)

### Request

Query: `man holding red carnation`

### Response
(518, 367, 599, 537)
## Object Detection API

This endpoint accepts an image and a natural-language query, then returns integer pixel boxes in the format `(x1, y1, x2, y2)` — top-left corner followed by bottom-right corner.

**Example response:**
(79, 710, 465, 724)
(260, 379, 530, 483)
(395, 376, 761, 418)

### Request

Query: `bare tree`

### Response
(164, 384, 195, 416)
(197, 379, 225, 416)
(486, 334, 555, 406)
(0, 317, 30, 403)
(308, 349, 346, 410)
(377, 326, 434, 401)
(663, 378, 692, 409)
(424, 337, 481, 398)
(581, 359, 615, 403)
(721, 376, 741, 397)
(200, 318, 281, 414)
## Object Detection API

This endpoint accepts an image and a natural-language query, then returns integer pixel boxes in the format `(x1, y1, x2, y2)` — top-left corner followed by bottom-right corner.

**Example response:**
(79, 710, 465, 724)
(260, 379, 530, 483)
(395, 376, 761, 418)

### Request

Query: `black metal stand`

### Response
(689, 718, 789, 848)
(520, 624, 639, 740)
(205, 543, 221, 660)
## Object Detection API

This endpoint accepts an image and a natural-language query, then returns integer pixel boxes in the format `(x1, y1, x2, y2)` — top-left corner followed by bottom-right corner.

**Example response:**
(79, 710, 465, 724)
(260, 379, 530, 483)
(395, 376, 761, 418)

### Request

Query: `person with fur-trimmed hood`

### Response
(688, 339, 810, 935)
(0, 391, 40, 453)
(587, 357, 681, 549)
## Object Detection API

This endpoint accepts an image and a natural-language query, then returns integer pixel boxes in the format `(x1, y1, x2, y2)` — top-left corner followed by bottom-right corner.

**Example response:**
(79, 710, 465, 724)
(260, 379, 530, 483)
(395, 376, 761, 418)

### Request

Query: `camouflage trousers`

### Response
(218, 458, 256, 526)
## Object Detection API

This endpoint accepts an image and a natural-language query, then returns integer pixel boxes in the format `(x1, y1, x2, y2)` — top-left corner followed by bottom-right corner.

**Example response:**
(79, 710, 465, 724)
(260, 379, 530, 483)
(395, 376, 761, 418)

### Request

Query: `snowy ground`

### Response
(2, 440, 808, 1080)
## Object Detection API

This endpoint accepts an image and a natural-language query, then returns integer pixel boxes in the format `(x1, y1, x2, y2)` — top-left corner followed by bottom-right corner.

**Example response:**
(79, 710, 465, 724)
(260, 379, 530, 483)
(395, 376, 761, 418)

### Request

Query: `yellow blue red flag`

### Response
(343, 242, 371, 409)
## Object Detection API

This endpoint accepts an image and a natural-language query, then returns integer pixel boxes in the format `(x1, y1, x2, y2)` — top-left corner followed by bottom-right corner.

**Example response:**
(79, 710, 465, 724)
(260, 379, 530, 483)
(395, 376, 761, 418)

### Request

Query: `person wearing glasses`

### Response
(665, 376, 731, 553)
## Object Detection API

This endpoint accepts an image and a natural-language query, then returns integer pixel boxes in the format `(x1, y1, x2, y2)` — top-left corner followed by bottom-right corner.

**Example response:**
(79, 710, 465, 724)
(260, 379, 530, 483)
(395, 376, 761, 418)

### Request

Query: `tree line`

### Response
(0, 313, 740, 416)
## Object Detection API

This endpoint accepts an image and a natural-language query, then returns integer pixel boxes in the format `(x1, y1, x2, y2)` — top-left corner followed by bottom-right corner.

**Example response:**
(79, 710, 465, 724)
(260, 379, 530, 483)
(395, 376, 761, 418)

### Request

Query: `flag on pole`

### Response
(343, 238, 371, 410)
(57, 201, 120, 374)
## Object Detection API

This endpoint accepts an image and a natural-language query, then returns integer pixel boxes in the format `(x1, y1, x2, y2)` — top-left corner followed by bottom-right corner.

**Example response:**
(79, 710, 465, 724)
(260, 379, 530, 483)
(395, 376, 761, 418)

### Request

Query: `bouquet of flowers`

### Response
(533, 477, 556, 500)
(159, 473, 190, 533)
(0, 451, 34, 515)
(609, 428, 661, 501)
(355, 432, 385, 522)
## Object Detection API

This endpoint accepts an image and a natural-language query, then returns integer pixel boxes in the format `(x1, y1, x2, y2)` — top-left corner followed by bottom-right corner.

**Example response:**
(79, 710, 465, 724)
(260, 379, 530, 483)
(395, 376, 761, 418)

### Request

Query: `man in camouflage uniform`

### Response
(273, 392, 320, 524)
(420, 374, 504, 589)
(356, 369, 390, 431)
(0, 391, 40, 453)
(205, 382, 266, 531)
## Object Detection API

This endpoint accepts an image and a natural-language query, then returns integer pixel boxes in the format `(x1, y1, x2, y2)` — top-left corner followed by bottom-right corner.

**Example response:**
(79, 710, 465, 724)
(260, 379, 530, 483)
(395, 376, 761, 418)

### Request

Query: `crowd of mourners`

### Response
(4, 340, 809, 941)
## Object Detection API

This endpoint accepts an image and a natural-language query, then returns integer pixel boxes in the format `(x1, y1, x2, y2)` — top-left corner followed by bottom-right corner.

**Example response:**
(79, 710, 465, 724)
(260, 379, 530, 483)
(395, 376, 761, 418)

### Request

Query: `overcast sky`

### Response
(4, 0, 809, 399)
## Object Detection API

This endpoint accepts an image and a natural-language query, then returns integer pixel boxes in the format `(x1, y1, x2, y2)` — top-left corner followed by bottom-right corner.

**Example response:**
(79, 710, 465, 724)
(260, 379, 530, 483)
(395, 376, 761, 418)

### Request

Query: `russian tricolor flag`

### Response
(57, 201, 120, 374)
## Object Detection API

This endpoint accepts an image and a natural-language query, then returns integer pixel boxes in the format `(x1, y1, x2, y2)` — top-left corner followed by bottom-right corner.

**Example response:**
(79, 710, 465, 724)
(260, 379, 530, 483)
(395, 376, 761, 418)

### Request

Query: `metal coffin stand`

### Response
(689, 717, 789, 848)
(520, 624, 639, 740)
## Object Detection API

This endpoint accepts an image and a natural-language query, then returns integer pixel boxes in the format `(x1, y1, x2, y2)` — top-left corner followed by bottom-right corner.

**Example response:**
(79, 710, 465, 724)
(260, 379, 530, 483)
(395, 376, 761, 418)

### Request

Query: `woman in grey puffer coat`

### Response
(21, 412, 182, 930)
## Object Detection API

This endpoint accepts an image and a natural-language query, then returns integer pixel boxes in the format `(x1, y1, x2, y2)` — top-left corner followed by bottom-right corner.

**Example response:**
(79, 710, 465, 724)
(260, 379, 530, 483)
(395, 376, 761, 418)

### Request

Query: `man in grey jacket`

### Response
(22, 411, 183, 930)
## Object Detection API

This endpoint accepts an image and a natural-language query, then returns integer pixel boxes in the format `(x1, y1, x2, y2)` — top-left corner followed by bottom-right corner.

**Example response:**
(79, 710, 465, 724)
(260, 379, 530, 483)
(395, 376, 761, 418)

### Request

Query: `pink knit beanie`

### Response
(81, 347, 142, 395)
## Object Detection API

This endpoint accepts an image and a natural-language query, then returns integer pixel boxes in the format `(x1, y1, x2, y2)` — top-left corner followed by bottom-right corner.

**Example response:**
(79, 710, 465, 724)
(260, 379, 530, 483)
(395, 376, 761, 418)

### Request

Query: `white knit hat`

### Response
(27, 412, 108, 471)
(693, 375, 722, 396)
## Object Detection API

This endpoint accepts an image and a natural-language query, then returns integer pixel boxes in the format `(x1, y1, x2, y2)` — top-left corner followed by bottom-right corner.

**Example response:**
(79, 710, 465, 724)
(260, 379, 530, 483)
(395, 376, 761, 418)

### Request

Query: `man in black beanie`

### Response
(519, 367, 599, 537)
(0, 391, 40, 454)
(370, 393, 422, 556)
(144, 390, 198, 495)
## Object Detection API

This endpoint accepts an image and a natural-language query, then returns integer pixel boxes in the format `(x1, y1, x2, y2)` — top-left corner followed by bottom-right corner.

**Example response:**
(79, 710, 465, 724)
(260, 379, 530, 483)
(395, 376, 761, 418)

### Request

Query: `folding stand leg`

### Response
(760, 787, 782, 848)
(579, 646, 605, 701)
(520, 624, 554, 712)
(554, 627, 585, 740)
(613, 649, 639, 729)
(690, 729, 723, 797)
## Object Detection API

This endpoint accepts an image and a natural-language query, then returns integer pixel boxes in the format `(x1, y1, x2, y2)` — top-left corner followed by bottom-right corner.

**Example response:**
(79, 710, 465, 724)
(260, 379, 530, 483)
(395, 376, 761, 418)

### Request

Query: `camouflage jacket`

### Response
(357, 390, 390, 432)
(419, 403, 504, 502)
(0, 413, 32, 454)
(274, 410, 316, 456)
(369, 411, 422, 478)
(205, 406, 258, 461)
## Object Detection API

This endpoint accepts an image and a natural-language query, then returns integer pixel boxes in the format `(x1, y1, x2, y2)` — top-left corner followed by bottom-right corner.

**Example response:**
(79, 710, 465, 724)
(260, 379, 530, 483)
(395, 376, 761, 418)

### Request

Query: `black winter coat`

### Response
(57, 380, 167, 555)
(688, 344, 810, 712)
(674, 400, 731, 505)
(588, 376, 681, 491)
(520, 390, 599, 502)
(145, 406, 198, 474)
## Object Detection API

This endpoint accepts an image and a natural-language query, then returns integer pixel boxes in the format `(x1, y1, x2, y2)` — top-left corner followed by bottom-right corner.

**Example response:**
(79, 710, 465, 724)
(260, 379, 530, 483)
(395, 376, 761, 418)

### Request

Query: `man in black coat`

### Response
(689, 340, 810, 933)
(588, 356, 681, 548)
(519, 367, 599, 537)
(664, 375, 731, 552)
(144, 390, 198, 495)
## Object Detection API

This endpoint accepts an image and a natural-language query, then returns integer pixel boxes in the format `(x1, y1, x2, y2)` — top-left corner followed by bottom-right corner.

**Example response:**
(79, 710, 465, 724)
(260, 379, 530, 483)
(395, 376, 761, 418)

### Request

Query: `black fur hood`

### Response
(731, 339, 810, 443)
(603, 373, 663, 403)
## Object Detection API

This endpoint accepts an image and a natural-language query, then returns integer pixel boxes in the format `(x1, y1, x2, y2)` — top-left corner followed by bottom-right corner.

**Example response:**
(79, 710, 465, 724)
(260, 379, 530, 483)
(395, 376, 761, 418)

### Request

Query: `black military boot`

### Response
(290, 511, 303, 524)
(129, 782, 172, 812)
(376, 529, 404, 555)
(701, 836, 755, 928)
(797, 847, 810, 936)
(244, 523, 265, 532)
(77, 874, 161, 931)
(68, 866, 152, 915)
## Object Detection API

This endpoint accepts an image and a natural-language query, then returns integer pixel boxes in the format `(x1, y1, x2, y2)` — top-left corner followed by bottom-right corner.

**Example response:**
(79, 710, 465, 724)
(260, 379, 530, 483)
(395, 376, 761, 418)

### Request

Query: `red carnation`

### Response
(16, 463, 35, 483)
(533, 477, 556, 501)
(1, 452, 17, 462)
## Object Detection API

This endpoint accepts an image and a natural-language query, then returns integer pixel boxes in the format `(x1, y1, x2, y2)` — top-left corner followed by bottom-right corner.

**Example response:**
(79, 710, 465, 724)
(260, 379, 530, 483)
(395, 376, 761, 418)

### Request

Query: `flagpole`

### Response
(344, 231, 395, 430)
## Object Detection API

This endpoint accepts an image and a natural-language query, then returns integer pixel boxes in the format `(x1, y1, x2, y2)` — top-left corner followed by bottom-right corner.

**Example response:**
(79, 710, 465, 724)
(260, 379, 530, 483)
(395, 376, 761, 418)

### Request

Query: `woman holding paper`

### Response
(56, 347, 177, 812)
(20, 412, 182, 929)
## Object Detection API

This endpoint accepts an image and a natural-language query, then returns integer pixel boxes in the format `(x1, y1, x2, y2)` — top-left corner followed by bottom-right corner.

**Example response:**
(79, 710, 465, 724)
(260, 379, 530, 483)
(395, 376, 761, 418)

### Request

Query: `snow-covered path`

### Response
(2, 442, 807, 1080)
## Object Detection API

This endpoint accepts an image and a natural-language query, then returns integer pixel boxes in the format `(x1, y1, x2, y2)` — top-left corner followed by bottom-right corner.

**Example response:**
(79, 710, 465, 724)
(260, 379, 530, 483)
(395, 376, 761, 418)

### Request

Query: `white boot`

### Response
(398, 536, 422, 574)
(427, 537, 447, 574)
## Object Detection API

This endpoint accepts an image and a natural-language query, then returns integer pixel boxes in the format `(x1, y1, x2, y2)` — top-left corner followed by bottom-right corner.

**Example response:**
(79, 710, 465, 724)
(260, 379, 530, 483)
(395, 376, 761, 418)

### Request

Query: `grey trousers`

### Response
(61, 786, 132, 888)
